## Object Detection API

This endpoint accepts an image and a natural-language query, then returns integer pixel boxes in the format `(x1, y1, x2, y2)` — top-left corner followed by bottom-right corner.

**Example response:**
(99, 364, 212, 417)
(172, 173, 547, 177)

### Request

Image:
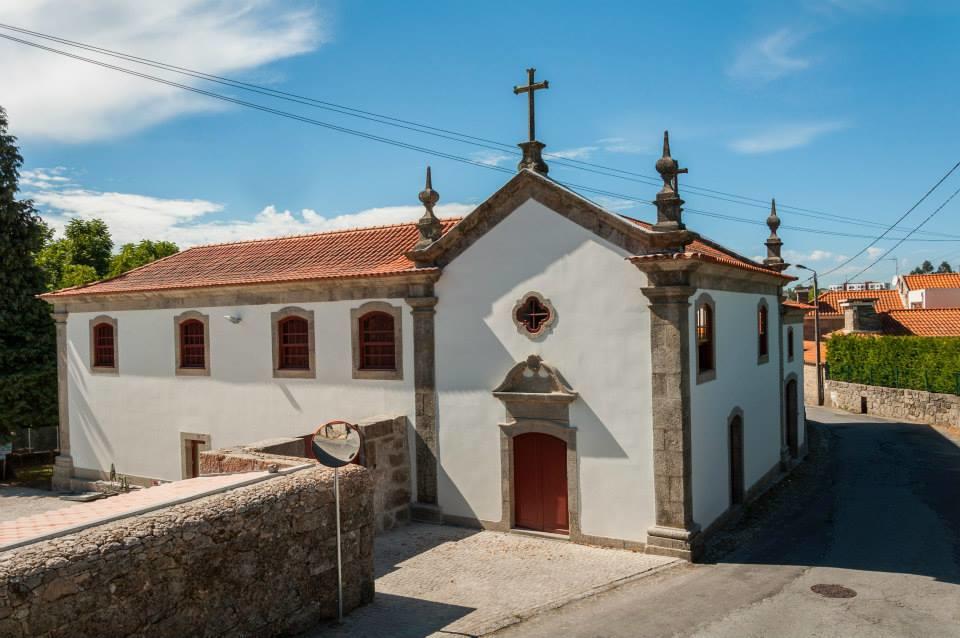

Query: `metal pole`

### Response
(334, 465, 343, 624)
(812, 272, 824, 406)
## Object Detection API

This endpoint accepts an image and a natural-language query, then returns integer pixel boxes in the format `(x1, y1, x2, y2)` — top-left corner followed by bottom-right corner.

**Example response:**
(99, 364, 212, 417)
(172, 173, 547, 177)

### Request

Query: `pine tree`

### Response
(0, 107, 57, 434)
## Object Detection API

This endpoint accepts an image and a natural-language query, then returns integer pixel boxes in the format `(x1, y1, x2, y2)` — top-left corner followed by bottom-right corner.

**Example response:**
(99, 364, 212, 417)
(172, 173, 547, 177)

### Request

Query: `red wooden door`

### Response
(513, 433, 569, 533)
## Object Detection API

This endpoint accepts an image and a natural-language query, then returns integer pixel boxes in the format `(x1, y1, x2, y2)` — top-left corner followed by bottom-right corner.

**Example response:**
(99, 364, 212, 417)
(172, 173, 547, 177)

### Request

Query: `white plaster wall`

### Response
(434, 199, 654, 543)
(783, 322, 806, 449)
(907, 289, 924, 308)
(67, 299, 415, 481)
(689, 289, 782, 530)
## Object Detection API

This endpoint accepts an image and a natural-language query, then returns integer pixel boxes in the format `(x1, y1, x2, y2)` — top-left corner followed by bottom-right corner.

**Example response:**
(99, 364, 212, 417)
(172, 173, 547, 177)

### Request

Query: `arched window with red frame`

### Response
(93, 322, 115, 368)
(278, 316, 310, 369)
(359, 311, 396, 370)
(179, 319, 206, 369)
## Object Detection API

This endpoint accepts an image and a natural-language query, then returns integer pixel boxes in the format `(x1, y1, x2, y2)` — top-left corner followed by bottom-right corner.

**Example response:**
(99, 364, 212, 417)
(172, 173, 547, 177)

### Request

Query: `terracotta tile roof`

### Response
(902, 273, 960, 290)
(783, 299, 814, 310)
(813, 289, 904, 316)
(880, 308, 960, 336)
(42, 219, 460, 298)
(803, 339, 827, 365)
(622, 217, 795, 281)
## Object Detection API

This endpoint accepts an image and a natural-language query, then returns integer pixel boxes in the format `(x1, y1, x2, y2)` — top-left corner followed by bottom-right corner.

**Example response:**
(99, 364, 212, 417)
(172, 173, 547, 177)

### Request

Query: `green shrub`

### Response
(826, 334, 960, 394)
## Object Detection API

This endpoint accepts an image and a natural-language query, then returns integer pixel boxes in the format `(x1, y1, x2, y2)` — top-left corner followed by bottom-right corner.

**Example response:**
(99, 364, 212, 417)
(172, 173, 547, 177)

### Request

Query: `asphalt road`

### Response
(495, 406, 960, 638)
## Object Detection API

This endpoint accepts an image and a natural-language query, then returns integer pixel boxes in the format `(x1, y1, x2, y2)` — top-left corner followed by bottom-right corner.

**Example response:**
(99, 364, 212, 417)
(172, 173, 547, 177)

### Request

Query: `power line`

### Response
(2, 30, 959, 248)
(2, 22, 957, 240)
(844, 184, 960, 281)
(818, 159, 960, 278)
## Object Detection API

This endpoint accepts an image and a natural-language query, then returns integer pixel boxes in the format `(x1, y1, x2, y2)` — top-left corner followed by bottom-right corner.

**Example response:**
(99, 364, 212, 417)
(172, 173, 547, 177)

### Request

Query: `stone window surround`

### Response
(179, 432, 211, 479)
(512, 291, 557, 340)
(88, 315, 118, 375)
(694, 293, 716, 384)
(351, 301, 403, 381)
(173, 310, 210, 376)
(757, 299, 770, 365)
(271, 306, 316, 379)
(497, 419, 581, 541)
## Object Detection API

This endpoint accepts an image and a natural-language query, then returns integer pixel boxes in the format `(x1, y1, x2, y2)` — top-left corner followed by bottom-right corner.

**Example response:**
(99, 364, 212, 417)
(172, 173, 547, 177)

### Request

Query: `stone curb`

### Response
(472, 558, 684, 636)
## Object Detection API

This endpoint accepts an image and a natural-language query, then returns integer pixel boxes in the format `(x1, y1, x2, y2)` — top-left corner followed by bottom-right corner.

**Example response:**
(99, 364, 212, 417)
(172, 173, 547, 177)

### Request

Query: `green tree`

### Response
(0, 107, 57, 433)
(108, 239, 178, 277)
(910, 260, 935, 275)
(937, 261, 954, 274)
(37, 218, 114, 291)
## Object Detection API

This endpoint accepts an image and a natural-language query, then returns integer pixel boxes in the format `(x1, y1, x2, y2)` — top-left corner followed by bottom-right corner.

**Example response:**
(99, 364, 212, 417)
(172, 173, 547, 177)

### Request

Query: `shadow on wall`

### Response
(704, 413, 960, 586)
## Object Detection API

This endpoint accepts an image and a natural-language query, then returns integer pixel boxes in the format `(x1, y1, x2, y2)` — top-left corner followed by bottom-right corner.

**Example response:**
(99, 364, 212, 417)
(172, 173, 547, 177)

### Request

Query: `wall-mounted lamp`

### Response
(224, 314, 242, 324)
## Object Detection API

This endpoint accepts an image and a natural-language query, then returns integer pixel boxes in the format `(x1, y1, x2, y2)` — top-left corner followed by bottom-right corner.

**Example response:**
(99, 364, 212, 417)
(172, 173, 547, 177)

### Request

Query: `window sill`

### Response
(176, 367, 210, 377)
(274, 368, 316, 379)
(90, 366, 118, 375)
(353, 368, 403, 381)
(696, 369, 716, 384)
(757, 355, 770, 365)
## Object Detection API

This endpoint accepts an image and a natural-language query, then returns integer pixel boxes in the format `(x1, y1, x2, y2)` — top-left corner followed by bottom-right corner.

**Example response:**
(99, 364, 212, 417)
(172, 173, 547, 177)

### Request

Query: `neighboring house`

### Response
(41, 134, 804, 560)
(894, 273, 960, 309)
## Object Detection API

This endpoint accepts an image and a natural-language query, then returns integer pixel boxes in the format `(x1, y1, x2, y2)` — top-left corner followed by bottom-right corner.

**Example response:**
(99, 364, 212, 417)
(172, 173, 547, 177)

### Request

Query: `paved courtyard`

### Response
(308, 523, 678, 637)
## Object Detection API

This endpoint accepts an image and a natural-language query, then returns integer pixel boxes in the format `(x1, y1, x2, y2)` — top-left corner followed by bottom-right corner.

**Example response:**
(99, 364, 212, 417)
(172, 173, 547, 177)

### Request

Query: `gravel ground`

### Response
(0, 486, 75, 523)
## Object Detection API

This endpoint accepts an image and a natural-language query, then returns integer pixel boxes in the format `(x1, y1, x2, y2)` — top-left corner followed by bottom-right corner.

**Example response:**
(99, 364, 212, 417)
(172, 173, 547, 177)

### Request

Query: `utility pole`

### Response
(797, 265, 824, 406)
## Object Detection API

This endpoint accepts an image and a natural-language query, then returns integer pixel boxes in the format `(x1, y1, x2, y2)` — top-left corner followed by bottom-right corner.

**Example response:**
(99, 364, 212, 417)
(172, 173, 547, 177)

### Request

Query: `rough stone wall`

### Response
(826, 379, 960, 429)
(0, 466, 374, 638)
(356, 416, 411, 532)
(199, 438, 308, 475)
(804, 363, 819, 405)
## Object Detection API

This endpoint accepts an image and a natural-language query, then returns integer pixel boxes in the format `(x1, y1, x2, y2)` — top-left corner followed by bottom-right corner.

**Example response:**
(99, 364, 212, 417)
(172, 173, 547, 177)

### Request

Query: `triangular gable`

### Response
(407, 169, 655, 267)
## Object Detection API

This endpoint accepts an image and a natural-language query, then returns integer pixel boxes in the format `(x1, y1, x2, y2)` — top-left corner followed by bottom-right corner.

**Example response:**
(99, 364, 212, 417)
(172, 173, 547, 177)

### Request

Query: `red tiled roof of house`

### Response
(622, 217, 795, 281)
(41, 219, 461, 298)
(803, 339, 827, 365)
(880, 308, 960, 336)
(783, 299, 814, 310)
(813, 289, 904, 316)
(902, 273, 960, 290)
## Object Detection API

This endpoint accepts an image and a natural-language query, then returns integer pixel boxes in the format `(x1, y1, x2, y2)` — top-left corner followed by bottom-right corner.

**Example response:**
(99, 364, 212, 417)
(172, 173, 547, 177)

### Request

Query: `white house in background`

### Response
(894, 273, 960, 309)
(42, 132, 805, 561)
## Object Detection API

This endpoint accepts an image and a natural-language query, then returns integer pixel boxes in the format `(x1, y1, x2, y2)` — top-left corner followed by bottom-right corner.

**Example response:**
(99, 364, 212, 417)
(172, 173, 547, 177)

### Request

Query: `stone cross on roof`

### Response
(513, 67, 550, 175)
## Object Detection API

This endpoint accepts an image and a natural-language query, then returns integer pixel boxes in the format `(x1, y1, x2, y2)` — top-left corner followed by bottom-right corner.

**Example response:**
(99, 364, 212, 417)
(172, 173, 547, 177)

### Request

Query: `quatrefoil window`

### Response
(513, 292, 556, 338)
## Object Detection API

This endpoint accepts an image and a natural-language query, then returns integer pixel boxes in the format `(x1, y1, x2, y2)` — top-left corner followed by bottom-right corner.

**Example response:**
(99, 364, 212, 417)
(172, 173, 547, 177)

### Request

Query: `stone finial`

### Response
(763, 198, 788, 271)
(652, 131, 688, 231)
(414, 166, 443, 250)
(518, 140, 549, 175)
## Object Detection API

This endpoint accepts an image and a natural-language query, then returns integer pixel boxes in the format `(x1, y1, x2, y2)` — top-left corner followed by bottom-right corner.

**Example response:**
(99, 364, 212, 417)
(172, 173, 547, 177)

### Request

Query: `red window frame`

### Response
(758, 304, 769, 357)
(179, 319, 206, 369)
(696, 303, 714, 373)
(515, 296, 552, 334)
(278, 316, 310, 370)
(92, 322, 115, 368)
(358, 311, 396, 370)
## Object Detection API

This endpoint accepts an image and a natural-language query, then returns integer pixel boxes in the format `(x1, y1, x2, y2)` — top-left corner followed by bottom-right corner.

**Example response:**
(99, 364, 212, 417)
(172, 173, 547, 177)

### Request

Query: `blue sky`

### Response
(3, 0, 960, 285)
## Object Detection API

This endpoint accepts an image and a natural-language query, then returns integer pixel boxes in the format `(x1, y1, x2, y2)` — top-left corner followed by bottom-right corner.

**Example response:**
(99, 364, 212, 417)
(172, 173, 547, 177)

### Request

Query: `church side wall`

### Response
(65, 299, 415, 482)
(689, 289, 783, 530)
(434, 199, 655, 544)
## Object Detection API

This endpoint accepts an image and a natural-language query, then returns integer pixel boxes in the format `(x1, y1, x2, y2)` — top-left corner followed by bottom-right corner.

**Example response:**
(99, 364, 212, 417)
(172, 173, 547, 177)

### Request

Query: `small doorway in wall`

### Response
(513, 432, 569, 534)
(860, 396, 868, 414)
(729, 416, 745, 507)
(180, 433, 211, 479)
(786, 380, 799, 459)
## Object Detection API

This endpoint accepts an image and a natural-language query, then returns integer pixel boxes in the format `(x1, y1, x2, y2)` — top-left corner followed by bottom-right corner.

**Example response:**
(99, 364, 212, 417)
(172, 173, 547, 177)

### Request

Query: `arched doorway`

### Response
(513, 432, 569, 533)
(729, 415, 745, 506)
(786, 379, 799, 459)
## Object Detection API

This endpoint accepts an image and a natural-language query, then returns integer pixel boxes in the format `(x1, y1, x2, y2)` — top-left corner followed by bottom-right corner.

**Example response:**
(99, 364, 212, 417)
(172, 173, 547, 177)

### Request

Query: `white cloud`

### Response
(592, 195, 637, 213)
(28, 167, 473, 247)
(548, 146, 599, 160)
(866, 246, 884, 258)
(596, 137, 650, 155)
(728, 28, 812, 83)
(0, 1, 323, 142)
(785, 248, 850, 264)
(730, 121, 847, 154)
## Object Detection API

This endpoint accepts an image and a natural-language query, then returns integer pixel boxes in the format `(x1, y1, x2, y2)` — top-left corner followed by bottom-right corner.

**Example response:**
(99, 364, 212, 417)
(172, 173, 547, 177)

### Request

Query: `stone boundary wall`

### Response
(0, 466, 374, 638)
(355, 416, 411, 532)
(200, 438, 308, 475)
(826, 379, 960, 428)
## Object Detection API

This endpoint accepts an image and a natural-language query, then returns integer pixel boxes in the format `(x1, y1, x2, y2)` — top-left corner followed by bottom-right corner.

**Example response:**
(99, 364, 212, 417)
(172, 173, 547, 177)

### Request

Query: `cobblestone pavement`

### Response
(496, 407, 960, 638)
(307, 523, 678, 637)
(0, 486, 74, 524)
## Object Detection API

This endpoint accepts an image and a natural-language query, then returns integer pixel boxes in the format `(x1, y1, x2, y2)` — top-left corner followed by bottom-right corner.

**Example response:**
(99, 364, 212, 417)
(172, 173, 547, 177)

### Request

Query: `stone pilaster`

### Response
(639, 271, 701, 560)
(51, 307, 74, 490)
(406, 292, 441, 521)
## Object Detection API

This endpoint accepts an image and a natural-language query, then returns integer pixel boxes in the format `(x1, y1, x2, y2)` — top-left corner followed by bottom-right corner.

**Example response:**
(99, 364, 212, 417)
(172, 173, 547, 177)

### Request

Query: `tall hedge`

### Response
(826, 333, 960, 395)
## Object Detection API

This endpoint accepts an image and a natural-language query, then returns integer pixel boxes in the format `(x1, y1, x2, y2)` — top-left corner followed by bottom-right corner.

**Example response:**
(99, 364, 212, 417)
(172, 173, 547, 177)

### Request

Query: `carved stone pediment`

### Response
(493, 355, 577, 403)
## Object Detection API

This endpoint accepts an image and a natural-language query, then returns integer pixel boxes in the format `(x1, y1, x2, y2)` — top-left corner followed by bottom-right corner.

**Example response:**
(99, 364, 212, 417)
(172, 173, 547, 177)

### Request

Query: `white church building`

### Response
(43, 123, 806, 560)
